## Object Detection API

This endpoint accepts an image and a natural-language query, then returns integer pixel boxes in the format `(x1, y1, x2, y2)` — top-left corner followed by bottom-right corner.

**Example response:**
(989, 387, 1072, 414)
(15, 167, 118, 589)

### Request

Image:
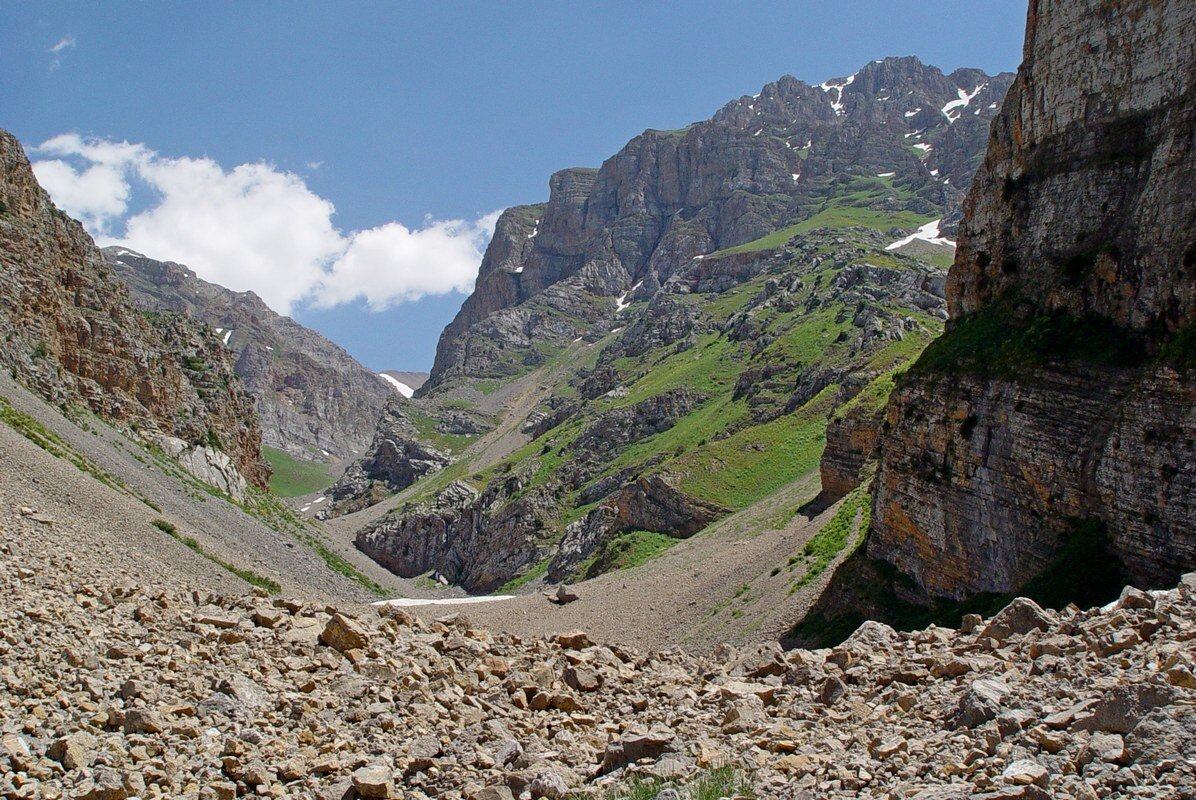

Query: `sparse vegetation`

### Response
(789, 483, 871, 591)
(572, 530, 677, 581)
(586, 765, 755, 800)
(0, 394, 159, 509)
(497, 556, 550, 593)
(151, 518, 281, 593)
(914, 298, 1147, 377)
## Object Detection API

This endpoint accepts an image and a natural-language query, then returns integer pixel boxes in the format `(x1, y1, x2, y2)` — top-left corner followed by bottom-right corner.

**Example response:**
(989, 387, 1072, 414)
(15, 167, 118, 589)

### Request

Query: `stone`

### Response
(556, 630, 594, 650)
(121, 708, 165, 735)
(76, 767, 129, 800)
(954, 678, 1010, 728)
(600, 726, 677, 774)
(470, 788, 515, 800)
(1000, 759, 1049, 787)
(351, 764, 395, 799)
(48, 733, 93, 770)
(529, 770, 570, 800)
(320, 613, 369, 653)
(980, 598, 1055, 641)
(1083, 732, 1128, 766)
(819, 676, 847, 706)
(563, 665, 602, 692)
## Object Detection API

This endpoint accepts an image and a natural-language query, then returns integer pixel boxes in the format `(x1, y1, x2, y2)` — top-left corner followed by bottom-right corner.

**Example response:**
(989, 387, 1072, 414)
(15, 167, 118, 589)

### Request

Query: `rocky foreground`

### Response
(1, 522, 1193, 800)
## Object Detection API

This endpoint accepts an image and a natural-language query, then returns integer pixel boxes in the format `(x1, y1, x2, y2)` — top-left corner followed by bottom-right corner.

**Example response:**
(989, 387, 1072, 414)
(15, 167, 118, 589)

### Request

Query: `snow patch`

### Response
(904, 108, 922, 118)
(379, 373, 415, 398)
(819, 72, 856, 116)
(222, 329, 233, 346)
(374, 595, 516, 608)
(885, 219, 956, 251)
(876, 171, 896, 178)
(791, 172, 801, 183)
(912, 143, 932, 155)
(313, 496, 326, 504)
(941, 84, 987, 122)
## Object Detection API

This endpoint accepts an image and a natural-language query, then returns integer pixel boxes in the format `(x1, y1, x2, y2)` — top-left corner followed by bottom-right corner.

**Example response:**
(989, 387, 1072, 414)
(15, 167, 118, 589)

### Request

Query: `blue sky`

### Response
(2, 1, 1028, 371)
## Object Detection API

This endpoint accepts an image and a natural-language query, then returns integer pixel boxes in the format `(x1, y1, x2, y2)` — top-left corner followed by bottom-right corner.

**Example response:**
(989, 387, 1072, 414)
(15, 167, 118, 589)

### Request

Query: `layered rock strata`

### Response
(869, 0, 1196, 600)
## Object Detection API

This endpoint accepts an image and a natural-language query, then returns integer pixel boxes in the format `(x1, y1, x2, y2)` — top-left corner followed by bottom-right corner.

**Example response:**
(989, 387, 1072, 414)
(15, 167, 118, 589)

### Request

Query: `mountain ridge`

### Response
(103, 246, 392, 464)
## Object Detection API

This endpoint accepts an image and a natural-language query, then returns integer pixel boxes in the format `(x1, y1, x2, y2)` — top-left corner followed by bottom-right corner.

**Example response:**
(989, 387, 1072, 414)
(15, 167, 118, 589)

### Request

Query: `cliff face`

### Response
(869, 0, 1196, 600)
(105, 249, 391, 462)
(0, 130, 269, 492)
(425, 57, 1012, 392)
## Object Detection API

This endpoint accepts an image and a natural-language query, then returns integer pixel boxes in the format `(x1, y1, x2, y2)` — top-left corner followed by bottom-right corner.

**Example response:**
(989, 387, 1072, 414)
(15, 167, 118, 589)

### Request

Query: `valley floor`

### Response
(1, 364, 1194, 800)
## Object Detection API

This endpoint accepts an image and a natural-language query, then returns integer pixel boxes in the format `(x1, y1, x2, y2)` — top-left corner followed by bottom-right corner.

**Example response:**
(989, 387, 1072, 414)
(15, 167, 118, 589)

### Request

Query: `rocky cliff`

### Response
(867, 0, 1196, 601)
(0, 130, 269, 493)
(105, 248, 391, 462)
(347, 57, 1011, 591)
(425, 56, 1012, 393)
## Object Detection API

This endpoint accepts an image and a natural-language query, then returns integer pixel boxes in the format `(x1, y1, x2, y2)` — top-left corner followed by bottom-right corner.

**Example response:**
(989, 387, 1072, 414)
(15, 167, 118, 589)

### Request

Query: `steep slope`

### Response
(425, 56, 1011, 394)
(0, 129, 269, 495)
(859, 0, 1196, 603)
(338, 56, 1012, 593)
(104, 248, 391, 464)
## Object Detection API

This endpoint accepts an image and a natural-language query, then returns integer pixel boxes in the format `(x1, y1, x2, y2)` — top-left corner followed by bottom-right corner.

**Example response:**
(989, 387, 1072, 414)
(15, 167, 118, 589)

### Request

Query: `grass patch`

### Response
(675, 386, 834, 508)
(262, 446, 337, 497)
(588, 765, 754, 800)
(151, 518, 280, 593)
(710, 205, 934, 258)
(572, 530, 677, 581)
(790, 483, 871, 590)
(240, 488, 389, 597)
(497, 556, 549, 593)
(914, 299, 1147, 377)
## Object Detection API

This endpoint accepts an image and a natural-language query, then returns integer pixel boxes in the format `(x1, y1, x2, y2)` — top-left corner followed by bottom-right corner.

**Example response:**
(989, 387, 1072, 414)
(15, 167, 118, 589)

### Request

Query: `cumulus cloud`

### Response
(31, 158, 131, 234)
(29, 134, 496, 315)
(316, 213, 500, 310)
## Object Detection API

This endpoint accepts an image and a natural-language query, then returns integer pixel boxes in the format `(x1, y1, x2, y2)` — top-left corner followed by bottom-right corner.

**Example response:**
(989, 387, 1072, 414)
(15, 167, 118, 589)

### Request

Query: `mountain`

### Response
(104, 248, 391, 464)
(335, 57, 1013, 591)
(0, 130, 268, 496)
(795, 0, 1196, 636)
(424, 56, 1012, 394)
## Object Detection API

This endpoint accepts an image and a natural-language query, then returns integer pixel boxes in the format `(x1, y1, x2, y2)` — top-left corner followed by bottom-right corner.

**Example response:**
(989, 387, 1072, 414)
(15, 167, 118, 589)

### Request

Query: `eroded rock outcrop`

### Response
(0, 130, 269, 489)
(869, 0, 1196, 600)
(321, 398, 451, 518)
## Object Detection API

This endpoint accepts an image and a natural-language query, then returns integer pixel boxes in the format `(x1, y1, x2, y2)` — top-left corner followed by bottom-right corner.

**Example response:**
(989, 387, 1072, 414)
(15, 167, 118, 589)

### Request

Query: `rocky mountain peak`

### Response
(424, 57, 1013, 392)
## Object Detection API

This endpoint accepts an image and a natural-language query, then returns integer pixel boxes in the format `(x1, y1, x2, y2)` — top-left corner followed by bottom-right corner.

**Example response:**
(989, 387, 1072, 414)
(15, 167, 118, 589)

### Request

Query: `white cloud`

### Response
(316, 213, 499, 310)
(30, 134, 497, 315)
(49, 35, 77, 54)
(31, 159, 130, 234)
(48, 35, 76, 71)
